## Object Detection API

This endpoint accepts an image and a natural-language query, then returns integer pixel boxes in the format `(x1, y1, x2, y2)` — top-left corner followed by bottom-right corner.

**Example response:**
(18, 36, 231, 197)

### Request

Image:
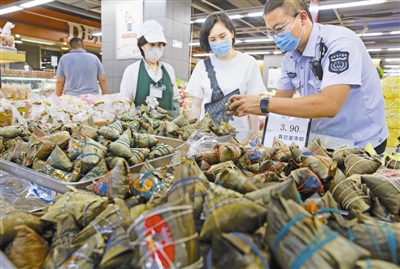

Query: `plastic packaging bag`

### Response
(0, 171, 54, 212)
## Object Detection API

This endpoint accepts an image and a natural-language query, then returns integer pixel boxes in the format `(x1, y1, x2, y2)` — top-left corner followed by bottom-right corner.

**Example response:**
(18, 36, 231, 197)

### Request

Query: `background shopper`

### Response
(120, 20, 180, 118)
(56, 37, 107, 96)
(229, 0, 388, 153)
(186, 12, 266, 142)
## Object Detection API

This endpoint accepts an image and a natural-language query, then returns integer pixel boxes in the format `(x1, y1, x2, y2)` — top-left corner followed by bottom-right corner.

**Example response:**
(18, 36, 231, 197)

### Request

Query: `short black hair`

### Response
(70, 37, 84, 49)
(199, 12, 236, 53)
(263, 0, 314, 24)
(137, 36, 147, 57)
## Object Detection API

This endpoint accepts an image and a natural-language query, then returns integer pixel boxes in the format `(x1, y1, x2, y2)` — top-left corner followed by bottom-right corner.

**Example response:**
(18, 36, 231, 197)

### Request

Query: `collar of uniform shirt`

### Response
(143, 59, 164, 83)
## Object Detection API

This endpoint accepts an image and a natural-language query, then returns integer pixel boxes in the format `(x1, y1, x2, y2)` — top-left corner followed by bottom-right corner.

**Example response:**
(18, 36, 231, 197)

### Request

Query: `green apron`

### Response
(135, 60, 180, 118)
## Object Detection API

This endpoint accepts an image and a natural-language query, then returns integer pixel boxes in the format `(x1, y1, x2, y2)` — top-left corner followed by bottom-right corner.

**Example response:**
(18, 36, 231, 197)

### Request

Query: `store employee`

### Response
(120, 20, 180, 118)
(229, 0, 388, 153)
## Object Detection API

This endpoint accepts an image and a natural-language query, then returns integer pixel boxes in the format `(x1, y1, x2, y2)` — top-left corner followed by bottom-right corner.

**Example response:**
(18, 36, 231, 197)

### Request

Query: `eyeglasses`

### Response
(266, 13, 299, 38)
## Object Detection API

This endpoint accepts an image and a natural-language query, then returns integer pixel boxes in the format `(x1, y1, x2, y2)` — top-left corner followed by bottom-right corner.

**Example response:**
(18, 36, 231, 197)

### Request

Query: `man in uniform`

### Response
(56, 37, 108, 96)
(229, 0, 388, 153)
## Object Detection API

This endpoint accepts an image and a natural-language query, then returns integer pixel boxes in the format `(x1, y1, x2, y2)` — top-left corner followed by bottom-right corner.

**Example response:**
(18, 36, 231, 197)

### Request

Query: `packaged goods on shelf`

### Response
(1, 103, 400, 268)
(177, 78, 193, 115)
(382, 76, 400, 148)
(0, 98, 26, 126)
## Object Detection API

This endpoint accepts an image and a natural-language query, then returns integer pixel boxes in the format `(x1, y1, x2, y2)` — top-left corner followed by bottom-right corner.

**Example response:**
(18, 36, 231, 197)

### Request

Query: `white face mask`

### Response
(144, 45, 164, 62)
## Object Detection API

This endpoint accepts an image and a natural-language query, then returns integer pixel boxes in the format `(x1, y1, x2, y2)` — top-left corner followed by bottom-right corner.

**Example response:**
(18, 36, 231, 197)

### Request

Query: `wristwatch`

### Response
(260, 96, 270, 114)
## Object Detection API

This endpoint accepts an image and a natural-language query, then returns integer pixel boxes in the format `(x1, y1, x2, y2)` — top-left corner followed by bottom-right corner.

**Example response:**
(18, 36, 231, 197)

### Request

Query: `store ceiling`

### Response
(42, 0, 399, 61)
(3, 0, 400, 61)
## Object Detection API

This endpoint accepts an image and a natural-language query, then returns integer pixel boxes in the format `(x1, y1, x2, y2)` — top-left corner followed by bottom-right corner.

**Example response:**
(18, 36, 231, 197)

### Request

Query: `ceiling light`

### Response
(385, 58, 400, 62)
(317, 0, 385, 11)
(15, 34, 23, 44)
(384, 69, 400, 73)
(189, 42, 200, 46)
(371, 58, 381, 62)
(367, 49, 382, 52)
(193, 53, 211, 57)
(358, 32, 382, 37)
(229, 15, 243, 19)
(384, 65, 400, 68)
(244, 51, 271, 55)
(61, 46, 69, 50)
(0, 6, 23, 15)
(21, 38, 54, 45)
(244, 38, 274, 43)
(247, 12, 263, 17)
(20, 0, 54, 8)
(235, 40, 242, 43)
(195, 18, 206, 23)
(391, 31, 400, 35)
(387, 48, 400, 51)
(273, 51, 282, 54)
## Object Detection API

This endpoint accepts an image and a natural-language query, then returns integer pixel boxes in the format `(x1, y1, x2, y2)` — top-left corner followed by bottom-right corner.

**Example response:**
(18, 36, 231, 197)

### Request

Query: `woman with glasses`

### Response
(228, 0, 388, 153)
(186, 12, 266, 142)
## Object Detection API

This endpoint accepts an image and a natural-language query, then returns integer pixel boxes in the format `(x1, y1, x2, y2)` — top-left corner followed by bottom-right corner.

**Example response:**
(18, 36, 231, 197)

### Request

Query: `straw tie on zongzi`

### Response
(42, 214, 81, 269)
(265, 194, 370, 269)
(127, 198, 201, 268)
(98, 120, 123, 141)
(330, 171, 371, 212)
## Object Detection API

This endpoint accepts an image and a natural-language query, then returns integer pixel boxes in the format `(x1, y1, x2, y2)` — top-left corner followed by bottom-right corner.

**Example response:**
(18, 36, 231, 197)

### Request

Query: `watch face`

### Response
(260, 97, 269, 113)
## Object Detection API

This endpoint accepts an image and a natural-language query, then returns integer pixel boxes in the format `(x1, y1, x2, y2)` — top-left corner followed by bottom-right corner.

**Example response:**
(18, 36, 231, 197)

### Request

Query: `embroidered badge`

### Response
(328, 51, 349, 74)
(287, 72, 297, 78)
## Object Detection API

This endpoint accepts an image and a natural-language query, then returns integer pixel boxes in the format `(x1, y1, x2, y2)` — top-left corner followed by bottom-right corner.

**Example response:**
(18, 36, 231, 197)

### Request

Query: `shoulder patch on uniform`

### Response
(328, 51, 349, 74)
(287, 72, 297, 78)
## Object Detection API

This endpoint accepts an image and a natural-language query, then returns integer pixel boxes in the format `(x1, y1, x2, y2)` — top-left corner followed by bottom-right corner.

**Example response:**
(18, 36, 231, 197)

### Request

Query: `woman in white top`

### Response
(186, 12, 266, 141)
(120, 20, 180, 118)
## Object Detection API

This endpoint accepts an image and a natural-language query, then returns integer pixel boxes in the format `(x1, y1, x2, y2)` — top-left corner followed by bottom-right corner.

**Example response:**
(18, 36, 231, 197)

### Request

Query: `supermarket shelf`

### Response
(0, 52, 26, 64)
(1, 76, 56, 81)
(0, 159, 91, 194)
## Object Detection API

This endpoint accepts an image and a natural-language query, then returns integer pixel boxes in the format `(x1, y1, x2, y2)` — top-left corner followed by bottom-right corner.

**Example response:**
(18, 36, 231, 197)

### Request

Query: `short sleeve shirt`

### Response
(277, 23, 388, 148)
(56, 50, 105, 96)
(186, 51, 266, 141)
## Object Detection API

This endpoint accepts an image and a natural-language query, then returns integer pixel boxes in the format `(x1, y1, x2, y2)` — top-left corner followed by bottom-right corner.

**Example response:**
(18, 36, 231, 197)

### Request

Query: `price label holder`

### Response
(261, 113, 311, 148)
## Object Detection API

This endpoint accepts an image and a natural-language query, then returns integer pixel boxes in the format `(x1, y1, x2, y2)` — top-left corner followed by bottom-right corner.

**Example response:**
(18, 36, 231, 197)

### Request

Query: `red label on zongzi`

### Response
(144, 214, 175, 268)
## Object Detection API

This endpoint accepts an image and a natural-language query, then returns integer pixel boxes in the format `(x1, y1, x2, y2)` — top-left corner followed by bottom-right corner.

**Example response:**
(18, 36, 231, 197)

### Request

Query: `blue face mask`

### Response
(273, 16, 304, 52)
(209, 39, 231, 57)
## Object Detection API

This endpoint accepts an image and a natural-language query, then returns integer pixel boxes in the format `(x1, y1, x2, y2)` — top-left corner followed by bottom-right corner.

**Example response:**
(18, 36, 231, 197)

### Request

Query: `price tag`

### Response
(51, 56, 58, 67)
(262, 113, 311, 148)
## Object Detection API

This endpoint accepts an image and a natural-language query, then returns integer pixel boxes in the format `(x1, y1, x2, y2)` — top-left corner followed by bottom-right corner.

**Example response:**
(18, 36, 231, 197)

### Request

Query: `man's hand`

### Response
(227, 94, 265, 117)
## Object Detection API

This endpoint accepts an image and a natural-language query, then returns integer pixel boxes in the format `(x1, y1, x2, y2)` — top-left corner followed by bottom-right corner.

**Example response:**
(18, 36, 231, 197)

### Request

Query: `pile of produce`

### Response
(0, 116, 180, 190)
(1, 131, 399, 269)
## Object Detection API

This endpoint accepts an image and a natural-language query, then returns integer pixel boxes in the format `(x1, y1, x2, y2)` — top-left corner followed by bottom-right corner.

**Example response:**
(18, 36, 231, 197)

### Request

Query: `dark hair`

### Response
(263, 0, 314, 24)
(137, 36, 147, 57)
(137, 36, 166, 57)
(69, 37, 84, 49)
(199, 12, 236, 53)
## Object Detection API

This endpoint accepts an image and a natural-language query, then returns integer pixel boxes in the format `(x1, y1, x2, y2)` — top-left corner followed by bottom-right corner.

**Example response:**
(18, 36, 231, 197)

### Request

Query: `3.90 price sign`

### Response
(263, 113, 311, 148)
(280, 124, 300, 133)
